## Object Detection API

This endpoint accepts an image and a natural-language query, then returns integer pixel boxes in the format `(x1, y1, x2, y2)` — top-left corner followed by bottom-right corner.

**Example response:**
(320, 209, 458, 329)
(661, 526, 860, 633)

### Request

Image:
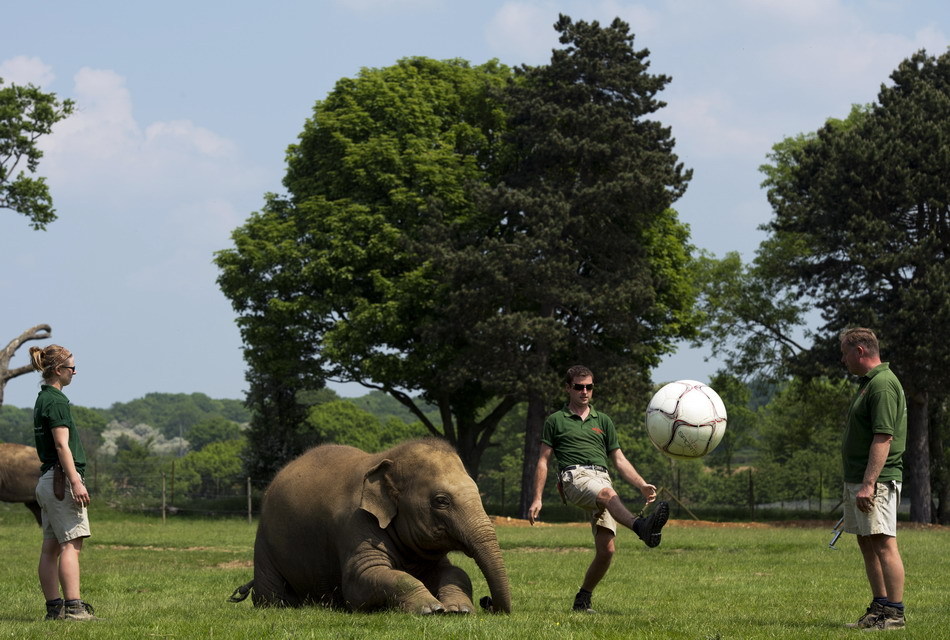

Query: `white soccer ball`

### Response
(645, 380, 728, 460)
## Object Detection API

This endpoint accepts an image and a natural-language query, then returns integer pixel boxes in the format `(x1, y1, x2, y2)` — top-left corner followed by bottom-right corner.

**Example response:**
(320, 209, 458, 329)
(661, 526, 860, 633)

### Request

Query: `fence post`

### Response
(162, 473, 167, 524)
(500, 478, 505, 517)
(748, 468, 755, 517)
(247, 477, 252, 525)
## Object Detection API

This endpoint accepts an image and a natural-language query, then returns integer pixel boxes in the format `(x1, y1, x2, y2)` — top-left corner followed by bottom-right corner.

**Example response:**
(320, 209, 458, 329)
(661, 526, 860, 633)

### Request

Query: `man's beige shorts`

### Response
(560, 467, 617, 535)
(35, 468, 91, 543)
(842, 481, 901, 537)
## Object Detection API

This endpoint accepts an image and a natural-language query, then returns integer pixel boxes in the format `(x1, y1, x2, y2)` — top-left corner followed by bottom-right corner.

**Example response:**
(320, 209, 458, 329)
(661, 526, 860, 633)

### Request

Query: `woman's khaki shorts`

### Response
(842, 481, 901, 537)
(560, 467, 617, 535)
(35, 468, 91, 543)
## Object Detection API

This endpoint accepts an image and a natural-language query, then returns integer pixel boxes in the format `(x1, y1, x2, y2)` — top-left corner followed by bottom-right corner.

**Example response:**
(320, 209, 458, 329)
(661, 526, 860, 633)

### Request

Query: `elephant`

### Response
(231, 438, 512, 614)
(0, 443, 43, 526)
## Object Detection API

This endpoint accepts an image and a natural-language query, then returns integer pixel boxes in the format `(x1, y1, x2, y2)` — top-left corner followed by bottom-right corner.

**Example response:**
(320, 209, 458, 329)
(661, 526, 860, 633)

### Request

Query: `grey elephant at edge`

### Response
(230, 438, 512, 614)
(0, 443, 43, 526)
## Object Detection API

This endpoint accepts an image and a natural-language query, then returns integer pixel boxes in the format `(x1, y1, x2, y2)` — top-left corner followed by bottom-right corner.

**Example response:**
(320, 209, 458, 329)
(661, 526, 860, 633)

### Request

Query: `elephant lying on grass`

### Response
(230, 438, 511, 613)
(0, 443, 43, 526)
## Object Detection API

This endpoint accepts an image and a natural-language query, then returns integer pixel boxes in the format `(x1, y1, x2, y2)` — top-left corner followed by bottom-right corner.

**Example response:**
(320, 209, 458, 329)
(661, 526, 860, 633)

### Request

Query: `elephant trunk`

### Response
(465, 523, 512, 614)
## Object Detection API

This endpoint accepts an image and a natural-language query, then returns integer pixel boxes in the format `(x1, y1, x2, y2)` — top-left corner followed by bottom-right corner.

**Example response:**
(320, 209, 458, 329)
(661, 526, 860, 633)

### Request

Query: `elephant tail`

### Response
(228, 580, 254, 603)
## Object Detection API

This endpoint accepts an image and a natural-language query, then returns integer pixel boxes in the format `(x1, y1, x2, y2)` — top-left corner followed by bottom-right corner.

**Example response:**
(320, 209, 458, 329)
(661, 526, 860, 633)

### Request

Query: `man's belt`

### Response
(561, 464, 608, 474)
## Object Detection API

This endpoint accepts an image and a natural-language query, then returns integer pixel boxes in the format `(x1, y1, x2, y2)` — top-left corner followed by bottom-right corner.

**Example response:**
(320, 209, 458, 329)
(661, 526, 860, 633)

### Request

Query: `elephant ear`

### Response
(360, 459, 397, 529)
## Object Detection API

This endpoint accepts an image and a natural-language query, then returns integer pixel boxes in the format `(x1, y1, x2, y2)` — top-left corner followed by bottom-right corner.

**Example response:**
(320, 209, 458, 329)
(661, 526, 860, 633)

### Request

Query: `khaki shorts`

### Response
(560, 467, 617, 535)
(35, 468, 91, 543)
(842, 481, 901, 537)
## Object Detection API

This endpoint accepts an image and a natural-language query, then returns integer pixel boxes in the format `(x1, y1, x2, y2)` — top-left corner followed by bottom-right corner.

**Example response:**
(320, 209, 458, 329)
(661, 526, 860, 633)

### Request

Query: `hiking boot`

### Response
(572, 590, 595, 613)
(845, 601, 885, 628)
(632, 501, 669, 548)
(63, 600, 96, 621)
(862, 605, 905, 631)
(44, 598, 64, 621)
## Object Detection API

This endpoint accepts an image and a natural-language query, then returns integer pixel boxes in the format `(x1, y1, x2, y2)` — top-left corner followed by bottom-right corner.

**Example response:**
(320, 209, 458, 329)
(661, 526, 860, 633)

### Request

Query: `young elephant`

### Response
(233, 438, 511, 614)
(0, 443, 43, 526)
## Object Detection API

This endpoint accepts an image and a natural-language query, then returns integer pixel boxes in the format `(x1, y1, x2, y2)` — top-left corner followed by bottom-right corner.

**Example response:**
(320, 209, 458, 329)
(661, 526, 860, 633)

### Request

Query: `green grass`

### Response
(1, 503, 947, 639)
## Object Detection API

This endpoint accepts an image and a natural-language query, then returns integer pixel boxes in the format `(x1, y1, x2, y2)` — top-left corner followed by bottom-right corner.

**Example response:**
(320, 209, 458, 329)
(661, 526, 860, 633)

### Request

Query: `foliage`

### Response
(187, 416, 244, 451)
(99, 421, 188, 458)
(348, 389, 441, 426)
(174, 438, 247, 498)
(0, 404, 32, 444)
(300, 399, 428, 453)
(0, 78, 74, 229)
(105, 392, 249, 441)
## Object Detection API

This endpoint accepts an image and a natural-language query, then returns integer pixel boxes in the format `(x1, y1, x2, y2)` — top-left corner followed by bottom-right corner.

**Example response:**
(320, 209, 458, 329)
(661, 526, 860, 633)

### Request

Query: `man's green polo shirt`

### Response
(842, 363, 906, 484)
(542, 404, 620, 471)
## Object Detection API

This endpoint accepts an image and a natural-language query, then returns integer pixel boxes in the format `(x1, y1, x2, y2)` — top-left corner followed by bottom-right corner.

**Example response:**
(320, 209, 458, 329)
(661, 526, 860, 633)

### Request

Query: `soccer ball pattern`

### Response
(645, 380, 727, 460)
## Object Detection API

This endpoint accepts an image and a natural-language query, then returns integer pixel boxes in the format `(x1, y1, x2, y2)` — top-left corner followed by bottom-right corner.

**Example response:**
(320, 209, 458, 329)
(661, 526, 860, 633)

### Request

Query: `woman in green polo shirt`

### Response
(29, 344, 96, 622)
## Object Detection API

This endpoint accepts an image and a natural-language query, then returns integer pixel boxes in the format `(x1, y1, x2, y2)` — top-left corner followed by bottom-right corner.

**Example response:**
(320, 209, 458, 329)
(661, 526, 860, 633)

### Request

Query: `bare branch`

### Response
(0, 323, 52, 406)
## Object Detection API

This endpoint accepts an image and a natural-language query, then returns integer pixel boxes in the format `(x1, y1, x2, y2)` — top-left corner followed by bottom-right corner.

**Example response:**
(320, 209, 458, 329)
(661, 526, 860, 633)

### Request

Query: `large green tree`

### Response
(704, 50, 950, 523)
(483, 15, 696, 515)
(217, 57, 515, 480)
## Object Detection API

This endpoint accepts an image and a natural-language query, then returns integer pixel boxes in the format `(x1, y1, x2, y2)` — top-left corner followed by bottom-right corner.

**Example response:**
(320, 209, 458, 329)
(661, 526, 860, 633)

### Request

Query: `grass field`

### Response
(1, 503, 946, 639)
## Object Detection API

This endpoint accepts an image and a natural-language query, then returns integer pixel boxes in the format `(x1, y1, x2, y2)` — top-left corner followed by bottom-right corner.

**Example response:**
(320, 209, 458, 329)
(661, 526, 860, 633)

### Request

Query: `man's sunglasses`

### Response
(572, 384, 594, 391)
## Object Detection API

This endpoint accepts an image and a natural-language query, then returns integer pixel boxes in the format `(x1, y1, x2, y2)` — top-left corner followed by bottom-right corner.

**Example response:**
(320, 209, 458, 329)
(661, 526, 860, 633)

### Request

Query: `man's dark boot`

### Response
(572, 589, 595, 613)
(44, 598, 64, 621)
(632, 501, 669, 548)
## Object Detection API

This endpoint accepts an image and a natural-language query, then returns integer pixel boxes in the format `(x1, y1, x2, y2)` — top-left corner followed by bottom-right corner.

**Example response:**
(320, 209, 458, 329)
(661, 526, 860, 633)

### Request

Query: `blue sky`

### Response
(1, 0, 947, 409)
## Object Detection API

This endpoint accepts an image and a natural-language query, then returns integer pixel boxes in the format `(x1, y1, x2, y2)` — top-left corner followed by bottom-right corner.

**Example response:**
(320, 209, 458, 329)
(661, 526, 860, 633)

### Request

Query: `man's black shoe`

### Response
(632, 501, 669, 548)
(572, 590, 595, 613)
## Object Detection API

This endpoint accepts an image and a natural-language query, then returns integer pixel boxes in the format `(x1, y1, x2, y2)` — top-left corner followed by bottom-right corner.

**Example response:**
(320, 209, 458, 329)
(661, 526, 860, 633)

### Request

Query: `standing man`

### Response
(528, 365, 669, 613)
(839, 328, 907, 630)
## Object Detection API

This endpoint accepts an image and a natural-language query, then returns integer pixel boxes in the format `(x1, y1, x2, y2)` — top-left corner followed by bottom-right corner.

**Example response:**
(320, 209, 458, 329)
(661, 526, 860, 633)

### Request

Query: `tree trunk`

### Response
(906, 389, 932, 523)
(929, 399, 947, 525)
(518, 391, 547, 519)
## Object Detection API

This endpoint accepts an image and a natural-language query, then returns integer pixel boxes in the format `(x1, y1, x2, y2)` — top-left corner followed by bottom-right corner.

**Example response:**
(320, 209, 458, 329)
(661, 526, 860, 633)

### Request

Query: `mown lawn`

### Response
(1, 503, 946, 639)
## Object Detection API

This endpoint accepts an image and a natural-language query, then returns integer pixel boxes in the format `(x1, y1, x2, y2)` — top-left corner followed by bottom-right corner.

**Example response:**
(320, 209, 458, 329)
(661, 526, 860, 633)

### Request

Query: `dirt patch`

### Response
(102, 544, 244, 553)
(490, 516, 946, 531)
(217, 560, 254, 569)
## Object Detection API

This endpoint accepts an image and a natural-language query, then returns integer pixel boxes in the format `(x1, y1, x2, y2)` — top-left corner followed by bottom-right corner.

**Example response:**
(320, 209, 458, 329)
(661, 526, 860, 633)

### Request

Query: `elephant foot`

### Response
(436, 584, 474, 614)
(418, 602, 445, 615)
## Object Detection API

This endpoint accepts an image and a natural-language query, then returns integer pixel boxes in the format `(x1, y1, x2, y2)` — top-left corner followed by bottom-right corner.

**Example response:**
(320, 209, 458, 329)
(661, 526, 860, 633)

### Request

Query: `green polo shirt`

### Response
(841, 363, 906, 484)
(33, 385, 86, 477)
(541, 404, 620, 471)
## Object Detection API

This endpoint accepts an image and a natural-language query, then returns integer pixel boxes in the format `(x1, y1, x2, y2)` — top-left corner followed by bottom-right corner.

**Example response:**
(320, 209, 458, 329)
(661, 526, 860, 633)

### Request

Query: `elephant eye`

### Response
(432, 494, 451, 509)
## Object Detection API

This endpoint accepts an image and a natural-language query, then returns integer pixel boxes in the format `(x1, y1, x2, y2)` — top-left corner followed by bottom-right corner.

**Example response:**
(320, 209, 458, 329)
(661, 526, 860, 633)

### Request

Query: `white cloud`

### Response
(39, 67, 262, 204)
(662, 90, 771, 159)
(0, 55, 55, 87)
(333, 0, 442, 13)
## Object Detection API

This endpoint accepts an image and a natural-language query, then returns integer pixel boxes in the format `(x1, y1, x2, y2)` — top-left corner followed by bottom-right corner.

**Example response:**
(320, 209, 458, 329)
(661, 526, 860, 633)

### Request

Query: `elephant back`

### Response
(265, 444, 371, 508)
